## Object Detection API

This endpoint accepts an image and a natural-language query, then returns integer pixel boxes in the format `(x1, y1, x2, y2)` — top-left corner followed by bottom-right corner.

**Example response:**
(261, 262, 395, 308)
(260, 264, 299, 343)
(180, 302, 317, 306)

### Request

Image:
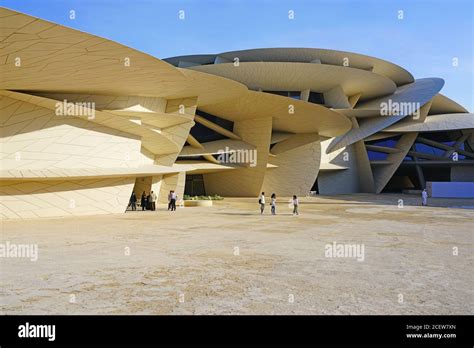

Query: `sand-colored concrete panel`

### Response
(324, 85, 351, 108)
(191, 62, 396, 101)
(332, 108, 382, 118)
(169, 47, 414, 86)
(203, 117, 272, 196)
(262, 137, 321, 196)
(384, 113, 474, 132)
(354, 140, 376, 193)
(177, 160, 237, 174)
(180, 139, 255, 157)
(158, 172, 185, 203)
(194, 114, 241, 140)
(201, 90, 351, 137)
(271, 133, 319, 155)
(348, 93, 362, 108)
(327, 78, 444, 153)
(0, 177, 134, 219)
(165, 97, 197, 116)
(0, 8, 190, 97)
(0, 96, 151, 172)
(429, 93, 469, 114)
(0, 164, 194, 181)
(333, 118, 376, 193)
(364, 132, 402, 142)
(372, 132, 418, 193)
(319, 137, 366, 194)
(168, 68, 248, 106)
(270, 131, 294, 144)
(0, 90, 184, 157)
(186, 134, 204, 148)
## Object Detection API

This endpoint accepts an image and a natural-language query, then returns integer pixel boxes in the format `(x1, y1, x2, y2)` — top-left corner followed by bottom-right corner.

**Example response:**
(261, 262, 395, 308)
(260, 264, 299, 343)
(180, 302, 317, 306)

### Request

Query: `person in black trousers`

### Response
(170, 190, 177, 211)
(146, 193, 151, 210)
(129, 192, 137, 211)
(167, 191, 172, 211)
(141, 191, 146, 211)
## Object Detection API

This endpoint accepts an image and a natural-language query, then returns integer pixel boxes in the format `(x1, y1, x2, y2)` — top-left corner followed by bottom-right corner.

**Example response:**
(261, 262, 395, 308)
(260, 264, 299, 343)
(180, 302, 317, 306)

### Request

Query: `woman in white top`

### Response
(271, 193, 276, 215)
(292, 195, 299, 216)
(259, 192, 265, 214)
(421, 189, 428, 206)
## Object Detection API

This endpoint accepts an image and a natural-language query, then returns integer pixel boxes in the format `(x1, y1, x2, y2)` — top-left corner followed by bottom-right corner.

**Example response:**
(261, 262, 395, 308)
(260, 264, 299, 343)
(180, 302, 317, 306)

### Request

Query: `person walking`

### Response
(130, 192, 137, 211)
(167, 190, 173, 211)
(170, 190, 177, 211)
(421, 189, 428, 206)
(150, 190, 157, 211)
(141, 191, 146, 211)
(292, 195, 299, 216)
(271, 193, 276, 215)
(259, 192, 266, 214)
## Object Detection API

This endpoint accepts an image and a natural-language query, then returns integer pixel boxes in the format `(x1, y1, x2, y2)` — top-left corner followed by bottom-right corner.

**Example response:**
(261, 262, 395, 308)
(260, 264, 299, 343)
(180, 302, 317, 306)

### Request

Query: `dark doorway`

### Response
(185, 174, 206, 196)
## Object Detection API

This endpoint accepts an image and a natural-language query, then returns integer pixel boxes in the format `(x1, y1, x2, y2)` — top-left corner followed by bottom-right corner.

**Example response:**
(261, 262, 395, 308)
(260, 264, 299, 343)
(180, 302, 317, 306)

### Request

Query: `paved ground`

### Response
(1, 194, 473, 314)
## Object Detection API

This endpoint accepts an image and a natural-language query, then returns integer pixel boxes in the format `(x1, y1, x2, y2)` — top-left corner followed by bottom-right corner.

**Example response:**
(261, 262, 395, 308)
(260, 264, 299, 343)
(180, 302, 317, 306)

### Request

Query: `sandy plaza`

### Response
(1, 194, 472, 315)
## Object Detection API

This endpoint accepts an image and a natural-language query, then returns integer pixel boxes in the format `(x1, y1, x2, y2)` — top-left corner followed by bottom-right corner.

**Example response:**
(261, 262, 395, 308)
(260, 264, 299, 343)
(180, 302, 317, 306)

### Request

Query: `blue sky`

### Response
(2, 0, 473, 110)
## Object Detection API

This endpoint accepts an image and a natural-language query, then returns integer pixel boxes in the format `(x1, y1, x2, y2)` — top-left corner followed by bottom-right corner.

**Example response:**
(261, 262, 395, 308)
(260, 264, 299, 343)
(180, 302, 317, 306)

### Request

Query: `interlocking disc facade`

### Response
(1, 8, 473, 219)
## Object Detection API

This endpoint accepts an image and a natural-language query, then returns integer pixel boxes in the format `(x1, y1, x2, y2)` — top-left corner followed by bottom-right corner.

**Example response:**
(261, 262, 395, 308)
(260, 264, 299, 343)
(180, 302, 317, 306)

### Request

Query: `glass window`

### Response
(308, 92, 325, 105)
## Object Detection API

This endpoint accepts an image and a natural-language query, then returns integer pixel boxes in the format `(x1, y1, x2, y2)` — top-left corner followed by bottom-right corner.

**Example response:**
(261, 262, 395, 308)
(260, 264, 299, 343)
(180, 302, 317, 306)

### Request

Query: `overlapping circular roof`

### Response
(165, 47, 414, 86)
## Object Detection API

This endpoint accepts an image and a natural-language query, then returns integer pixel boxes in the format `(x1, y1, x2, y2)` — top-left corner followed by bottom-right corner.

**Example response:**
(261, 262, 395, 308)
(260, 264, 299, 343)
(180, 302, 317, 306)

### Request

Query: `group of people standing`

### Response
(258, 192, 299, 216)
(128, 191, 157, 211)
(128, 190, 179, 212)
